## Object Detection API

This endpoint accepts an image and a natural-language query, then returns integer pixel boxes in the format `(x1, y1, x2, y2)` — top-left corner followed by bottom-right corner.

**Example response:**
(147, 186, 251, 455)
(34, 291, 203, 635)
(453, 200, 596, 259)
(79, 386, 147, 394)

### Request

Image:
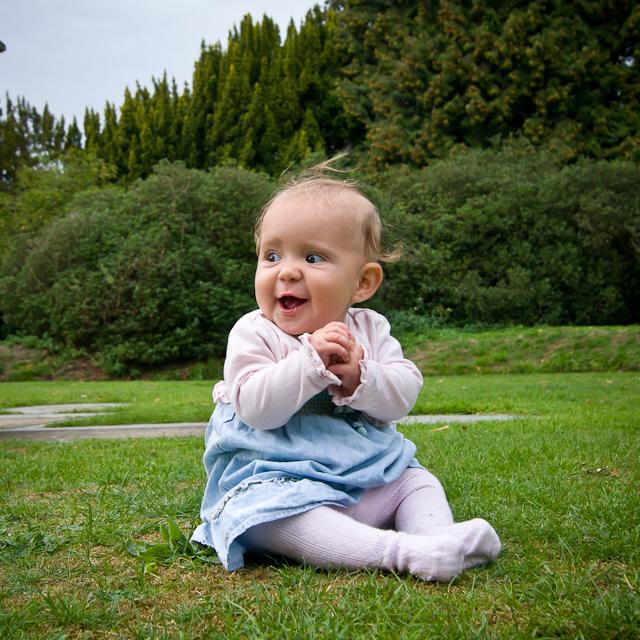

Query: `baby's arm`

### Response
(225, 316, 340, 430)
(329, 312, 423, 423)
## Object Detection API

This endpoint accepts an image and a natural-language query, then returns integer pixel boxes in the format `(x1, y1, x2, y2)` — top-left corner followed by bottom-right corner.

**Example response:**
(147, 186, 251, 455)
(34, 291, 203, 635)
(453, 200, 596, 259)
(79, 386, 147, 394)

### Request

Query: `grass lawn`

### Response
(399, 324, 640, 376)
(0, 371, 637, 427)
(1, 369, 638, 638)
(0, 380, 215, 426)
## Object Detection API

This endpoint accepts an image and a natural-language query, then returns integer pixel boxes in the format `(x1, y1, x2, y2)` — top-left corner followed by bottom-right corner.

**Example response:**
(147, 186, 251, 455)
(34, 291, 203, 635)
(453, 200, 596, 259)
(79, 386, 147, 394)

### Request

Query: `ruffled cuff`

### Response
(212, 380, 230, 404)
(299, 333, 341, 386)
(329, 359, 370, 406)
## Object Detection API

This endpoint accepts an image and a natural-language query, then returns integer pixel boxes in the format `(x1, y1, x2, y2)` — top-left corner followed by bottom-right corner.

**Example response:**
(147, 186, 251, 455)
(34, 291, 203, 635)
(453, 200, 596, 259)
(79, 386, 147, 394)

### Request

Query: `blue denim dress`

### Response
(191, 395, 420, 570)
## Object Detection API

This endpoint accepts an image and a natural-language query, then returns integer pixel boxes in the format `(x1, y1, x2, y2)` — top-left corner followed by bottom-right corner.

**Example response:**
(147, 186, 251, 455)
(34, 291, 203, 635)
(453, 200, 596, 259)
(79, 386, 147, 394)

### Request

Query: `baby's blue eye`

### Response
(306, 254, 324, 264)
(266, 252, 281, 263)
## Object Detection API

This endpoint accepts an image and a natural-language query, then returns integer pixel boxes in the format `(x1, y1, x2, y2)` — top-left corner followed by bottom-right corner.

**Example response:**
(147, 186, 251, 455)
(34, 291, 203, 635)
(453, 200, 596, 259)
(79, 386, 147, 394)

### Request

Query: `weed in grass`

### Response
(39, 590, 105, 628)
(0, 528, 68, 558)
(127, 516, 220, 572)
(7, 361, 57, 382)
(0, 601, 38, 639)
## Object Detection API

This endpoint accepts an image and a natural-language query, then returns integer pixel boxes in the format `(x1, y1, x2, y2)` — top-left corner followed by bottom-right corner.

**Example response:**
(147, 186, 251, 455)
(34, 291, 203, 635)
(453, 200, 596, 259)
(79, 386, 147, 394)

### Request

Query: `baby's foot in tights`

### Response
(430, 519, 501, 568)
(404, 532, 465, 582)
(241, 507, 467, 583)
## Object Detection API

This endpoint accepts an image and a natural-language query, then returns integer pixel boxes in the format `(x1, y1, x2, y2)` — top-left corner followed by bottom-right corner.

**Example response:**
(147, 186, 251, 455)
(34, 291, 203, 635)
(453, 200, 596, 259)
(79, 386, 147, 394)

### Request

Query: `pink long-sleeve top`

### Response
(213, 307, 423, 430)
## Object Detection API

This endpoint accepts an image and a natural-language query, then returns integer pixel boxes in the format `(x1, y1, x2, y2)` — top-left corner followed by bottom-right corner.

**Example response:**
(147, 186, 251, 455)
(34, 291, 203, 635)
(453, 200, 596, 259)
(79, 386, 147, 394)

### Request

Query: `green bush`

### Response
(376, 150, 640, 326)
(2, 151, 639, 373)
(0, 161, 274, 373)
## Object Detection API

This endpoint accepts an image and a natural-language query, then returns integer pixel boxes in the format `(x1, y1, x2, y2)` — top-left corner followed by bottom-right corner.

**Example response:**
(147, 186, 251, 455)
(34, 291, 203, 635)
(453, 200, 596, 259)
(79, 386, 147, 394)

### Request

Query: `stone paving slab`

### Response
(0, 403, 125, 431)
(0, 423, 207, 442)
(3, 403, 124, 415)
(400, 414, 517, 424)
(0, 415, 72, 430)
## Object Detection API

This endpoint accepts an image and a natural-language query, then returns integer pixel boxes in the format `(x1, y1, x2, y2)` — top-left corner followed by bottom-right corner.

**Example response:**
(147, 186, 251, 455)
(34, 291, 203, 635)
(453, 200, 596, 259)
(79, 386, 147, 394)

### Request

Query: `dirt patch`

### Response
(0, 343, 107, 382)
(0, 343, 44, 363)
(610, 328, 640, 347)
(51, 356, 108, 381)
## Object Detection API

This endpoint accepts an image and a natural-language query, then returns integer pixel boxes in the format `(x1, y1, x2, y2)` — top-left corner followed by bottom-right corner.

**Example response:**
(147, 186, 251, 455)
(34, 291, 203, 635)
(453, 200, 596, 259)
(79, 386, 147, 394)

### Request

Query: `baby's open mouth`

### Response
(279, 296, 307, 311)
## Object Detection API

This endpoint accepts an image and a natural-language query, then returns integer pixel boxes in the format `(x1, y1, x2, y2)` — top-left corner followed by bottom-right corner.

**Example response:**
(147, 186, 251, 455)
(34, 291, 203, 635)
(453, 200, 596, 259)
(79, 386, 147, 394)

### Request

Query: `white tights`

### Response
(240, 468, 501, 582)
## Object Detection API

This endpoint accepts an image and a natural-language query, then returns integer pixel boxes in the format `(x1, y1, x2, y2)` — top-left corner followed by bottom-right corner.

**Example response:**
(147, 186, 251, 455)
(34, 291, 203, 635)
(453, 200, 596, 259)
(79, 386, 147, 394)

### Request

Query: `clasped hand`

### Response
(309, 322, 363, 396)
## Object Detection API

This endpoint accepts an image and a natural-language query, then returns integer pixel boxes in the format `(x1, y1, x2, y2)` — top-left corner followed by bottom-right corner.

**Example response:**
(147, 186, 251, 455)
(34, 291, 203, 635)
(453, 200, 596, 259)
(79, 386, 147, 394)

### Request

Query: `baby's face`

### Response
(255, 198, 368, 336)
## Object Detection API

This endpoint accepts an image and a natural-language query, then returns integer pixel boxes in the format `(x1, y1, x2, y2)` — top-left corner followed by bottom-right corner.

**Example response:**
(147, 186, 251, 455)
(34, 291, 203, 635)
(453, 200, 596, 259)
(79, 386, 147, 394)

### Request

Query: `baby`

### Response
(191, 165, 501, 581)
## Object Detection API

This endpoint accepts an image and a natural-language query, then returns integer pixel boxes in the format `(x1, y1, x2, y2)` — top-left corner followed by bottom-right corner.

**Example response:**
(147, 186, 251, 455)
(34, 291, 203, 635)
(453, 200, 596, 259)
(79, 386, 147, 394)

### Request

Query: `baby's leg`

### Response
(337, 468, 454, 530)
(241, 506, 465, 582)
(335, 469, 500, 569)
(391, 469, 502, 569)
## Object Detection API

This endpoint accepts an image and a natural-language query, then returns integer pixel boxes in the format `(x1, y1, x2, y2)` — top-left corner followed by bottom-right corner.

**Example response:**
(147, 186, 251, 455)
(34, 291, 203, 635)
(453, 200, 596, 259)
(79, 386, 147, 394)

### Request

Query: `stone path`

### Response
(0, 403, 125, 429)
(0, 404, 518, 442)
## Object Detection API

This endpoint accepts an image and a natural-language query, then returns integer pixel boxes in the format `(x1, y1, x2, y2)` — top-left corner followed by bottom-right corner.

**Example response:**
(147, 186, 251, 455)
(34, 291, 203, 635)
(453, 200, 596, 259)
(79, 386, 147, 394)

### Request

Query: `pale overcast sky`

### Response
(1, 0, 322, 129)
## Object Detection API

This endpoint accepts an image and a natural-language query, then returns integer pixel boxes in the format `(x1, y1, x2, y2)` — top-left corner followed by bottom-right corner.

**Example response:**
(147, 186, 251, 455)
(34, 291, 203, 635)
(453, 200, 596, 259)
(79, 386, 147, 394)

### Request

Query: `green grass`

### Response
(0, 381, 215, 426)
(400, 324, 640, 376)
(1, 373, 639, 638)
(1, 373, 637, 426)
(413, 371, 639, 416)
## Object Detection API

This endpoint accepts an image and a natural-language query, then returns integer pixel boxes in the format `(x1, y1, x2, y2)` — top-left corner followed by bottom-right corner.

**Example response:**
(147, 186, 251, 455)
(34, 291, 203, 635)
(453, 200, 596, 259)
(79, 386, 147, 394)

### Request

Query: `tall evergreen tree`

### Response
(84, 7, 347, 180)
(182, 42, 224, 168)
(0, 96, 81, 191)
(331, 0, 640, 168)
(65, 118, 83, 151)
(83, 108, 101, 154)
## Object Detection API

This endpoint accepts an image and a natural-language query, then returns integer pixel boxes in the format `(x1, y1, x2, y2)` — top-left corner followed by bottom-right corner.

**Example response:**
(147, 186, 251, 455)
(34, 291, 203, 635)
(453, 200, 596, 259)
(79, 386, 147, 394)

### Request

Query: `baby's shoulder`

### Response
(233, 309, 263, 326)
(231, 309, 276, 336)
(230, 310, 300, 355)
(347, 308, 391, 332)
(227, 310, 270, 346)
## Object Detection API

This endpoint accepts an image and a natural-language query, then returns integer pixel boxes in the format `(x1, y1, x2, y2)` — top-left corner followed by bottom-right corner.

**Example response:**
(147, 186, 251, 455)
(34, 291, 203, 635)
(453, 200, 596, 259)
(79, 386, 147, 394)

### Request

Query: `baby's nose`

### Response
(278, 260, 302, 280)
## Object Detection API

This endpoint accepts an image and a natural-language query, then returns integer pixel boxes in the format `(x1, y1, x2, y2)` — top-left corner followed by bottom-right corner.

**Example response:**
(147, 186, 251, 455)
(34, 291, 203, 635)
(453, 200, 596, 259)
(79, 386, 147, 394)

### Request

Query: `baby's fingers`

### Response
(322, 322, 351, 342)
(325, 340, 350, 363)
(309, 330, 350, 365)
(347, 337, 364, 362)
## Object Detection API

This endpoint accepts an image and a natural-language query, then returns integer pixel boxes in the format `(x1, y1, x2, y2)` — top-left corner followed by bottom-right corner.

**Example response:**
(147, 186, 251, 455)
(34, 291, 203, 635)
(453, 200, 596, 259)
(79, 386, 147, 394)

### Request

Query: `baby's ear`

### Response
(351, 263, 384, 304)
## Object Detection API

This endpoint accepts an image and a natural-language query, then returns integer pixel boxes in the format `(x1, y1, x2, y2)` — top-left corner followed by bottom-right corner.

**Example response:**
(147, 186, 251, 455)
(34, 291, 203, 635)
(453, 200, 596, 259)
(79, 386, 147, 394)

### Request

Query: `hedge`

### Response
(2, 151, 638, 372)
(0, 161, 274, 374)
(376, 150, 640, 326)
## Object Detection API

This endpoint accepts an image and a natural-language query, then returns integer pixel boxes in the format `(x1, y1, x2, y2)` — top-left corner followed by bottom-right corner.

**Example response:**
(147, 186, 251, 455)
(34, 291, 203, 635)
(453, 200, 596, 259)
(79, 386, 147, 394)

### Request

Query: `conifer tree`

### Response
(100, 103, 121, 170)
(0, 97, 32, 190)
(83, 109, 101, 154)
(65, 118, 83, 151)
(169, 79, 189, 160)
(332, 0, 640, 167)
(83, 8, 347, 180)
(182, 42, 223, 168)
(0, 96, 79, 191)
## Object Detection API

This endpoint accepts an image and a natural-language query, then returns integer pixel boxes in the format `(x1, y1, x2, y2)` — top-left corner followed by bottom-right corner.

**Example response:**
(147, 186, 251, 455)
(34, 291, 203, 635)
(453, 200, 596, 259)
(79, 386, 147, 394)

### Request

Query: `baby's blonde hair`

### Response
(255, 158, 401, 263)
